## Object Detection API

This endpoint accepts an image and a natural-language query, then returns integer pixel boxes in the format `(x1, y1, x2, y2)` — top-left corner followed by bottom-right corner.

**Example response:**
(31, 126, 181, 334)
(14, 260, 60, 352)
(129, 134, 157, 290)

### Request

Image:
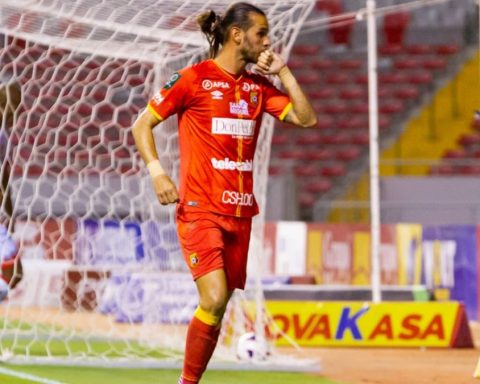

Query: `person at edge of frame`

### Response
(0, 80, 23, 302)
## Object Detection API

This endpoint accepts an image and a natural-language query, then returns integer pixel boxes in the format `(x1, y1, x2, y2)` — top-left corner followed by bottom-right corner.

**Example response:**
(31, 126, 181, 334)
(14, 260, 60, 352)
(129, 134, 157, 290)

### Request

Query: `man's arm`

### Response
(132, 108, 179, 205)
(256, 51, 317, 128)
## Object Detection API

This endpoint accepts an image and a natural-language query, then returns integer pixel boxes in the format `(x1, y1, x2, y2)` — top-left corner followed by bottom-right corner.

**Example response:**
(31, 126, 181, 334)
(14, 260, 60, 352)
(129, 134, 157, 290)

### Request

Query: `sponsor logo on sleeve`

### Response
(211, 118, 255, 137)
(221, 190, 254, 207)
(152, 93, 164, 106)
(211, 157, 253, 172)
(202, 79, 230, 90)
(163, 72, 181, 89)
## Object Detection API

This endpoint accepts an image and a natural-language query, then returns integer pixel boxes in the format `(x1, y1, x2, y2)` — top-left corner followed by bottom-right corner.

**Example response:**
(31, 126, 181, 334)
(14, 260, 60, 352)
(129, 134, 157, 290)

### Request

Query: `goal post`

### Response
(0, 0, 317, 369)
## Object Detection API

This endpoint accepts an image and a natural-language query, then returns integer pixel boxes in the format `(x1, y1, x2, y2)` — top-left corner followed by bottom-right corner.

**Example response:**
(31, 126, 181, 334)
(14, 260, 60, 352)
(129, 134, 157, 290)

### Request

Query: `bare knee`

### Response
(199, 288, 230, 318)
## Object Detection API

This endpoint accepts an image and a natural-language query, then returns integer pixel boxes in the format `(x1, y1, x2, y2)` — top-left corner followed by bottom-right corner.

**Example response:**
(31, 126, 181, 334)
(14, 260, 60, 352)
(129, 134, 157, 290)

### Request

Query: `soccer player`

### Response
(132, 3, 316, 383)
(0, 80, 23, 301)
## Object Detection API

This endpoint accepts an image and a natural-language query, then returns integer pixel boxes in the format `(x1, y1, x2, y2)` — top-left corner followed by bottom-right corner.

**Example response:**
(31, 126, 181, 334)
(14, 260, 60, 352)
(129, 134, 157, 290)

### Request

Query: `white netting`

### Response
(0, 0, 317, 370)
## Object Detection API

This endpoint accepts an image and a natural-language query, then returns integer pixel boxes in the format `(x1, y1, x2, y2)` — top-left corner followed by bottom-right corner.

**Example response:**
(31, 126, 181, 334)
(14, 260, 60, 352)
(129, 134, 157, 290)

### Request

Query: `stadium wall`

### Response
(8, 218, 480, 322)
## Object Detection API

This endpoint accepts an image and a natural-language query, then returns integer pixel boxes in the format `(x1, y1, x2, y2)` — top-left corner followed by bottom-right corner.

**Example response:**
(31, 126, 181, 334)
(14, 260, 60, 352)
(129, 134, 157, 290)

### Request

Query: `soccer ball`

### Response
(236, 332, 270, 361)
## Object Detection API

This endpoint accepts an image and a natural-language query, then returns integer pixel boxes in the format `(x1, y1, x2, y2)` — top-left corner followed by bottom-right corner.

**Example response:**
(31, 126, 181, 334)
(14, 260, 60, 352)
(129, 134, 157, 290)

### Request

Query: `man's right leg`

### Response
(179, 269, 232, 384)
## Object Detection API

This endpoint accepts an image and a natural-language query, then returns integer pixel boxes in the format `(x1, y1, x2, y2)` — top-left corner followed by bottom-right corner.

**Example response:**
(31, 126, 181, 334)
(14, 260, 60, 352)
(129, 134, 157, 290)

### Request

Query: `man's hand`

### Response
(254, 50, 286, 76)
(152, 174, 179, 205)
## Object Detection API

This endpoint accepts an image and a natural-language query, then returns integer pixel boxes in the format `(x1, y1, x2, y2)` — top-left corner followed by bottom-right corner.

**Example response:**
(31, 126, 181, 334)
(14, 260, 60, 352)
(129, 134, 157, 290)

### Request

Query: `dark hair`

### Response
(197, 2, 266, 58)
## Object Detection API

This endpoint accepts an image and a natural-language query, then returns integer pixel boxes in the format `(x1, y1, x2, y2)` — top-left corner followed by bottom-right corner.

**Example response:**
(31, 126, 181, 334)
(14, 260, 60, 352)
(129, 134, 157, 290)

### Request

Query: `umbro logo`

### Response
(211, 90, 223, 100)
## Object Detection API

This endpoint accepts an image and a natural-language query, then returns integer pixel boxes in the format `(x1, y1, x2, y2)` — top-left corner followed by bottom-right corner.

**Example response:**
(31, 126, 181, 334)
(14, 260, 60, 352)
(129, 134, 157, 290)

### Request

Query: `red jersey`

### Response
(147, 59, 291, 218)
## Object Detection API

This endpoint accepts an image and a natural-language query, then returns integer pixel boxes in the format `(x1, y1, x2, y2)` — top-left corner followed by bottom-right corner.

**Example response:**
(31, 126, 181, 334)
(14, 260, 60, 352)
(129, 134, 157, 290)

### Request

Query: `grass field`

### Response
(0, 365, 341, 384)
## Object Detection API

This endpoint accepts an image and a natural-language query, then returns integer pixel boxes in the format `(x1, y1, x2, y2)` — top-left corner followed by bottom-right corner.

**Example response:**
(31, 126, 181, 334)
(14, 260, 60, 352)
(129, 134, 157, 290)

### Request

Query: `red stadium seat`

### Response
(304, 148, 335, 161)
(383, 11, 410, 46)
(436, 44, 460, 56)
(299, 193, 316, 208)
(271, 133, 289, 146)
(325, 72, 350, 85)
(277, 149, 305, 160)
(292, 44, 321, 56)
(457, 133, 480, 148)
(422, 58, 447, 71)
(408, 71, 433, 86)
(339, 59, 362, 70)
(379, 44, 404, 56)
(339, 86, 366, 100)
(308, 88, 336, 100)
(316, 115, 336, 130)
(321, 163, 346, 177)
(311, 59, 334, 70)
(295, 132, 324, 146)
(305, 179, 333, 194)
(294, 165, 321, 177)
(335, 146, 361, 162)
(297, 71, 322, 85)
(394, 58, 422, 70)
(393, 85, 419, 101)
(379, 100, 404, 115)
(337, 115, 366, 130)
(324, 101, 349, 115)
(405, 44, 432, 55)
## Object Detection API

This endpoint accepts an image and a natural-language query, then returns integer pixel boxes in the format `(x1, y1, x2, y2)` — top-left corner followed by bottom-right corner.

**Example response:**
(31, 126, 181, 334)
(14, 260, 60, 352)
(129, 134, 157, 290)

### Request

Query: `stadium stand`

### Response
(269, 0, 471, 220)
(0, 0, 474, 221)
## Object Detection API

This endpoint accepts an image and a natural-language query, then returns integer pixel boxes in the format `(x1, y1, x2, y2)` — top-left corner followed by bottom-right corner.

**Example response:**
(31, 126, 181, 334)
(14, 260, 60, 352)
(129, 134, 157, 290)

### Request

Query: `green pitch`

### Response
(0, 365, 341, 384)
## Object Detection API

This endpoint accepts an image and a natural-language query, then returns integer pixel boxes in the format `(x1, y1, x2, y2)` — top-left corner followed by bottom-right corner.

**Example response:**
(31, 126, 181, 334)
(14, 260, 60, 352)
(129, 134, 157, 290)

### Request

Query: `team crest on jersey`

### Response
(163, 72, 181, 89)
(250, 92, 258, 104)
(189, 252, 199, 267)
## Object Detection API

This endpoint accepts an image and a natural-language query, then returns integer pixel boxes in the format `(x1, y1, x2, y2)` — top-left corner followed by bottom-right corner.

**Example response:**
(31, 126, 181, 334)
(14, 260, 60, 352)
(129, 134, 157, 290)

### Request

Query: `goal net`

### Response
(0, 0, 316, 369)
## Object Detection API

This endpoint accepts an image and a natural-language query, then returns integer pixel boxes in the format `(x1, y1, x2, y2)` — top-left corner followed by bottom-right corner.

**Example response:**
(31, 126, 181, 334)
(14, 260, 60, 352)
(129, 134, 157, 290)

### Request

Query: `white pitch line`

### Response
(0, 366, 67, 384)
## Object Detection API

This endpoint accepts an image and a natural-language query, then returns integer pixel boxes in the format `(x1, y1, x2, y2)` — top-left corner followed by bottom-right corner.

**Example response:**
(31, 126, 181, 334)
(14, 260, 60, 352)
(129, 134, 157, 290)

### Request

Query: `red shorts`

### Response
(176, 204, 252, 290)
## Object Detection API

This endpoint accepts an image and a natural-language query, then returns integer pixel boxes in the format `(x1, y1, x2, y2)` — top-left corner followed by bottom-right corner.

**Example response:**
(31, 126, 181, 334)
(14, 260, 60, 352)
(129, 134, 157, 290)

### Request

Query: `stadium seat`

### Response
(304, 148, 335, 161)
(277, 149, 305, 160)
(304, 179, 333, 194)
(296, 71, 322, 85)
(292, 44, 321, 56)
(308, 88, 336, 100)
(436, 44, 460, 56)
(339, 59, 362, 70)
(271, 133, 289, 147)
(379, 44, 404, 56)
(383, 11, 410, 46)
(422, 57, 447, 71)
(405, 44, 433, 55)
(394, 58, 422, 70)
(337, 115, 366, 130)
(294, 165, 321, 177)
(408, 71, 433, 86)
(324, 101, 349, 115)
(295, 132, 324, 146)
(379, 99, 404, 115)
(321, 163, 346, 177)
(299, 193, 316, 208)
(335, 146, 361, 162)
(316, 115, 336, 131)
(311, 58, 334, 70)
(325, 72, 350, 85)
(339, 86, 366, 100)
(393, 85, 419, 101)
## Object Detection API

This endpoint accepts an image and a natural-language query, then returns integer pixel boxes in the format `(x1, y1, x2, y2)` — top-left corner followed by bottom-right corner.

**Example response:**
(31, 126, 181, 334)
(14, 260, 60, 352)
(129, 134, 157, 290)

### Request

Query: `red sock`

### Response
(180, 315, 221, 383)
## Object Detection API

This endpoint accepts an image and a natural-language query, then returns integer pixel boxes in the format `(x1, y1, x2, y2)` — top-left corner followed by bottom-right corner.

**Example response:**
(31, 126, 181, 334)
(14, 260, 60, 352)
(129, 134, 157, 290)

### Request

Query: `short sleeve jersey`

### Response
(147, 59, 292, 218)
